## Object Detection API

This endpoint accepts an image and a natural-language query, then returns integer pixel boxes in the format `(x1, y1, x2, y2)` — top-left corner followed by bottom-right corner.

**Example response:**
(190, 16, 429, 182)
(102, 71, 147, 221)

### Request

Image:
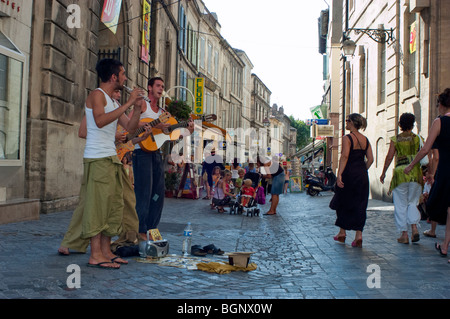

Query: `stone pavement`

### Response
(0, 190, 449, 302)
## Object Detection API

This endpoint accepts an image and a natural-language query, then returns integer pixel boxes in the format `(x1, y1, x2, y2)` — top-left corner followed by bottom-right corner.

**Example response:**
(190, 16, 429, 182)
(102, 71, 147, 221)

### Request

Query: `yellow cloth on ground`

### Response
(196, 262, 257, 274)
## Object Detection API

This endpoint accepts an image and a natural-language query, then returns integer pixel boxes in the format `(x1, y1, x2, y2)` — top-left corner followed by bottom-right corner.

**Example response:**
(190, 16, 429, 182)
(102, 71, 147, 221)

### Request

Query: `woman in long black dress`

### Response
(330, 114, 374, 247)
(405, 89, 450, 262)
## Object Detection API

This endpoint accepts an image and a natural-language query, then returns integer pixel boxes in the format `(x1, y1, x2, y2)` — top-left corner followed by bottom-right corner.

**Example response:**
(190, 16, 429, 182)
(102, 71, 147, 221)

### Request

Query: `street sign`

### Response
(306, 119, 328, 126)
(315, 124, 335, 137)
(310, 105, 324, 119)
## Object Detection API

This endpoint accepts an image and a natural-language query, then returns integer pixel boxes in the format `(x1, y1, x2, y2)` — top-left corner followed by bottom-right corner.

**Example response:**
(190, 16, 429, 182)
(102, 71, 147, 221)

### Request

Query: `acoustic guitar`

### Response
(116, 112, 171, 161)
(139, 114, 217, 152)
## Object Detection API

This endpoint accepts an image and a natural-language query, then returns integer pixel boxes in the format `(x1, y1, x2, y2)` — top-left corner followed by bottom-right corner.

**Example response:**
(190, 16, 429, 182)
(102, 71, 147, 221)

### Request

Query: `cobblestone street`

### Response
(0, 191, 449, 304)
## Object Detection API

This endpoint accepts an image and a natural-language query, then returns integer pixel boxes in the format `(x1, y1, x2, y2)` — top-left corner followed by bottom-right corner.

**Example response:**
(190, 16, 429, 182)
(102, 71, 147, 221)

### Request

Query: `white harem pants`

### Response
(392, 182, 422, 232)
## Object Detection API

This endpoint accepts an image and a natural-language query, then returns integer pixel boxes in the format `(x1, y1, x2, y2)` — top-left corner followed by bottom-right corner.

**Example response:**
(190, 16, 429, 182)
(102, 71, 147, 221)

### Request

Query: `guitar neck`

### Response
(126, 118, 162, 141)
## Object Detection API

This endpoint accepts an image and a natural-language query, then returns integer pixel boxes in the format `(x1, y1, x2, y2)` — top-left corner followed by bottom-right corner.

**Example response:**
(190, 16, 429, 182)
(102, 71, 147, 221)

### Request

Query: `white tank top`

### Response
(134, 100, 162, 150)
(83, 88, 119, 159)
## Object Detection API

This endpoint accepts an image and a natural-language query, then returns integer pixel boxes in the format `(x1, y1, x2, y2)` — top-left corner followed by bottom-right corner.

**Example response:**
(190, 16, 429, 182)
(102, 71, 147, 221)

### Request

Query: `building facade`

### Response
(322, 0, 450, 201)
(0, 0, 295, 224)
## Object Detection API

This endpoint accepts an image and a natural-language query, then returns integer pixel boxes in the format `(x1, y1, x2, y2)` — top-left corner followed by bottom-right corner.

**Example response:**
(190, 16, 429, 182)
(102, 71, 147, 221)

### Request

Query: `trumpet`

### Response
(123, 85, 151, 104)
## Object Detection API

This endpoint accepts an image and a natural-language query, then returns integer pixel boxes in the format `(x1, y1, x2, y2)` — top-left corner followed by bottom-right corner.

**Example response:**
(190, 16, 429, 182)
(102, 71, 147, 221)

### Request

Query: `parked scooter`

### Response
(305, 167, 336, 196)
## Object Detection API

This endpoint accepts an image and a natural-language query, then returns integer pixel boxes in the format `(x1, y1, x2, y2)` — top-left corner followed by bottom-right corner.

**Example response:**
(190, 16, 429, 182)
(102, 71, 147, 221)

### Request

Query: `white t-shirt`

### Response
(84, 88, 118, 159)
(134, 100, 162, 150)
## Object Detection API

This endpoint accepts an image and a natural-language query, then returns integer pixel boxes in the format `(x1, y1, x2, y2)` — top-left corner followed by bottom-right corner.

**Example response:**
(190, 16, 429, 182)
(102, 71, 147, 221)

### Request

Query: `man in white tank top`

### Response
(74, 59, 145, 269)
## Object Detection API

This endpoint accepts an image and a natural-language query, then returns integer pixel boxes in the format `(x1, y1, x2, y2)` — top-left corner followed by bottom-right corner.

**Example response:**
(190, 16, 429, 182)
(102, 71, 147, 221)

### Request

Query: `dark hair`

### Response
(96, 59, 123, 83)
(437, 88, 450, 108)
(399, 112, 415, 131)
(347, 113, 367, 131)
(148, 77, 164, 87)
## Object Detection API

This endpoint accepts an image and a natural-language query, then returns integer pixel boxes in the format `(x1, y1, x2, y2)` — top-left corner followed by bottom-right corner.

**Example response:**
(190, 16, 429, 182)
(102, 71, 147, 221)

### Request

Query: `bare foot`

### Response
(58, 246, 69, 255)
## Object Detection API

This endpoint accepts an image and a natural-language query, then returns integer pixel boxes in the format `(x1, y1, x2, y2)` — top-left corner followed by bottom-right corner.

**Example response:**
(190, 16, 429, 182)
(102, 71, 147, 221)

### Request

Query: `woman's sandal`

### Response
(435, 242, 448, 257)
(203, 244, 224, 255)
(333, 235, 346, 243)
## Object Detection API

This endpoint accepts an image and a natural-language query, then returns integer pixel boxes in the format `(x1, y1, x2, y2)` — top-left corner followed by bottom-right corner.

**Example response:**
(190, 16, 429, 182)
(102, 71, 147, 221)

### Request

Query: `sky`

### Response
(202, 0, 330, 121)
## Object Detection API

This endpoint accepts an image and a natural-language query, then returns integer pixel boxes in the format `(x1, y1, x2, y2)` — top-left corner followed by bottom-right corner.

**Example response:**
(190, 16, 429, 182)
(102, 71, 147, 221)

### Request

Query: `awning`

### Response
(191, 114, 231, 141)
(293, 139, 325, 158)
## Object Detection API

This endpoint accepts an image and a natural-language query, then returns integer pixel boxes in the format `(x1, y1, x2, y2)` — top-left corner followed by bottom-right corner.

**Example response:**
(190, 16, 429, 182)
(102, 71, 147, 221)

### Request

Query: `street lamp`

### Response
(342, 25, 394, 56)
(263, 118, 270, 127)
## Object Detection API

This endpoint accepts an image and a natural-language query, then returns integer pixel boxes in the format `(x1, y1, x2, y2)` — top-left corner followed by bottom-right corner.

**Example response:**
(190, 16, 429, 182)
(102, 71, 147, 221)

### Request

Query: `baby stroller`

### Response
(231, 172, 262, 217)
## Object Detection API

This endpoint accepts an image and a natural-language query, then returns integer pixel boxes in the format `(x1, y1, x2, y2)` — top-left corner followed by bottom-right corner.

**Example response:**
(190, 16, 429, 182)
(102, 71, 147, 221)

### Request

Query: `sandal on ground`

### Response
(333, 235, 346, 243)
(411, 232, 420, 243)
(111, 256, 128, 264)
(217, 208, 227, 213)
(423, 230, 436, 238)
(202, 196, 210, 200)
(203, 244, 224, 255)
(191, 245, 208, 256)
(435, 242, 448, 257)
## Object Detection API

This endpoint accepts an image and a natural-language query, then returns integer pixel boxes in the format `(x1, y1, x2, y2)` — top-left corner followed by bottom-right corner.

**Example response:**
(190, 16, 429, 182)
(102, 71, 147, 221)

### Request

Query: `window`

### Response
(179, 68, 187, 101)
(207, 42, 212, 74)
(223, 66, 227, 96)
(0, 32, 25, 162)
(359, 48, 366, 113)
(178, 5, 187, 53)
(205, 92, 211, 114)
(187, 23, 196, 64)
(214, 50, 219, 79)
(200, 37, 205, 69)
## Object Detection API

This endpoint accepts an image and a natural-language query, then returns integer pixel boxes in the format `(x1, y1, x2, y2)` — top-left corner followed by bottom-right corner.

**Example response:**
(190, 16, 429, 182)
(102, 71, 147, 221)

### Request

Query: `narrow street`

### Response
(0, 190, 448, 303)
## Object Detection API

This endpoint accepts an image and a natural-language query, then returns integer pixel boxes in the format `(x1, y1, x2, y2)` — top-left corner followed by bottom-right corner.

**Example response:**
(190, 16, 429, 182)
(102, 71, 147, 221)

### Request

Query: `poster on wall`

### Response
(289, 176, 303, 193)
(141, 0, 151, 63)
(101, 0, 123, 35)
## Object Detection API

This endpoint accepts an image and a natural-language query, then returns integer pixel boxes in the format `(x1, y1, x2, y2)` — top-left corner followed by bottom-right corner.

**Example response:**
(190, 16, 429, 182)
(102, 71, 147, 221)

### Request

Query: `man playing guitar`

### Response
(128, 77, 194, 241)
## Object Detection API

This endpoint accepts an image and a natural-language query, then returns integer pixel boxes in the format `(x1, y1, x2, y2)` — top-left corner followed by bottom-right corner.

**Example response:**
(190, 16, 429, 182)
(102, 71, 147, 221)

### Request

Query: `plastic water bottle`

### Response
(182, 222, 193, 256)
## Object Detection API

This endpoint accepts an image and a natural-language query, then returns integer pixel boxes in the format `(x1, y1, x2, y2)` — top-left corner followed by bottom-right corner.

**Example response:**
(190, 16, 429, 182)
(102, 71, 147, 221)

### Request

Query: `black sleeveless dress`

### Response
(427, 116, 450, 224)
(330, 134, 370, 231)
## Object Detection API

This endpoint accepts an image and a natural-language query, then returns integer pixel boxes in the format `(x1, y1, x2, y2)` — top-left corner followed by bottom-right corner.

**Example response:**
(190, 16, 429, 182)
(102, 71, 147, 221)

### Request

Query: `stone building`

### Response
(0, 0, 287, 224)
(0, 0, 35, 223)
(322, 0, 450, 201)
(0, 0, 151, 223)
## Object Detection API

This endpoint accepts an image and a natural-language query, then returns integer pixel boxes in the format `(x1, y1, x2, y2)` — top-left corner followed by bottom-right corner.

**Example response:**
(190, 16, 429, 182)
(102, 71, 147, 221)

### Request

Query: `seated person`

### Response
(234, 168, 245, 195)
(240, 179, 256, 207)
(212, 170, 235, 213)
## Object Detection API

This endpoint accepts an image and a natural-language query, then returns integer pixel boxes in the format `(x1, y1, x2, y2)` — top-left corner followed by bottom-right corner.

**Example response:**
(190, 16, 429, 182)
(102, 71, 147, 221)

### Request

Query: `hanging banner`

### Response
(194, 78, 204, 115)
(409, 21, 417, 54)
(141, 0, 151, 63)
(101, 0, 123, 34)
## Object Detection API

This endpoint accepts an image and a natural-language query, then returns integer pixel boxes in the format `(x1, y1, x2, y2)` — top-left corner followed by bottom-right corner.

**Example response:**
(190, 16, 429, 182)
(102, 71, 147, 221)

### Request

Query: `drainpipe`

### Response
(342, 0, 349, 136)
(394, 0, 400, 136)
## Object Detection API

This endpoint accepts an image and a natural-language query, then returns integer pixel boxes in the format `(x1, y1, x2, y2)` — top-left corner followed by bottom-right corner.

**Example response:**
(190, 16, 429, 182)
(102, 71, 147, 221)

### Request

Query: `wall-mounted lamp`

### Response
(342, 25, 394, 56)
(263, 118, 270, 127)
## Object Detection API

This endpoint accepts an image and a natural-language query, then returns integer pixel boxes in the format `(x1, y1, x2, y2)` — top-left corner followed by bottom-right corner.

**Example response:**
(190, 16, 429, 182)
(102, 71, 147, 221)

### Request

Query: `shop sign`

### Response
(194, 77, 204, 115)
